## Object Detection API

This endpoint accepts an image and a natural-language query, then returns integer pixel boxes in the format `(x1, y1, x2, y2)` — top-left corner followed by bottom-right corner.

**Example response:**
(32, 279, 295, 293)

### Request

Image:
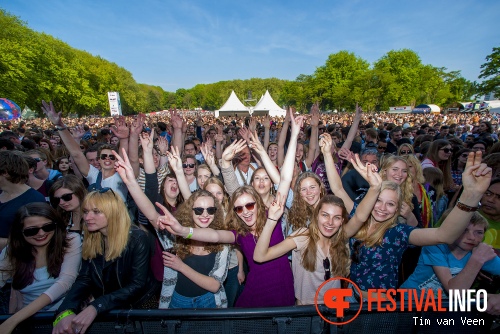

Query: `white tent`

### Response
(215, 91, 249, 118)
(251, 90, 286, 117)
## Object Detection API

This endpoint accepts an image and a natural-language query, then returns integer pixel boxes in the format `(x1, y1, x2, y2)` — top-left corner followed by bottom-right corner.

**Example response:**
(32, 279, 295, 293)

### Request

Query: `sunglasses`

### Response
(33, 157, 42, 162)
(99, 154, 116, 160)
(52, 193, 74, 206)
(378, 146, 387, 150)
(460, 153, 470, 158)
(323, 258, 331, 281)
(440, 148, 452, 154)
(400, 150, 412, 155)
(23, 222, 57, 237)
(351, 240, 363, 264)
(192, 207, 217, 215)
(182, 163, 196, 168)
(80, 145, 85, 150)
(233, 202, 256, 214)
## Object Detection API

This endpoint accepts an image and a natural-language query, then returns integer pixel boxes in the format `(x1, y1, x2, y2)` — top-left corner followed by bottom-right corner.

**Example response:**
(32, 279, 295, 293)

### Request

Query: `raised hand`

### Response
(41, 100, 63, 126)
(319, 133, 332, 155)
(310, 102, 320, 127)
(248, 118, 257, 132)
(130, 113, 145, 135)
(248, 131, 265, 156)
(290, 110, 305, 137)
(462, 151, 492, 198)
(170, 111, 183, 130)
(139, 128, 155, 152)
(221, 139, 247, 163)
(157, 136, 169, 155)
(268, 192, 286, 221)
(112, 148, 137, 185)
(167, 145, 183, 173)
(70, 125, 85, 141)
(238, 127, 251, 143)
(200, 141, 216, 166)
(350, 154, 381, 188)
(338, 147, 354, 162)
(263, 115, 271, 129)
(155, 202, 183, 234)
(111, 116, 130, 139)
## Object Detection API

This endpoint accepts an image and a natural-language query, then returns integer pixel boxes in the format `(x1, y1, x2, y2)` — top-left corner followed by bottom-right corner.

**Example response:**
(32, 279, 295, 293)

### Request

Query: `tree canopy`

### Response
(0, 8, 481, 116)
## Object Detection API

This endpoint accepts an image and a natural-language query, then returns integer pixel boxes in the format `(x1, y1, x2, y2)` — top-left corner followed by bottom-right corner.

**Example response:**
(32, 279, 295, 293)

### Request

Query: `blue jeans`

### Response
(224, 266, 245, 307)
(169, 291, 216, 309)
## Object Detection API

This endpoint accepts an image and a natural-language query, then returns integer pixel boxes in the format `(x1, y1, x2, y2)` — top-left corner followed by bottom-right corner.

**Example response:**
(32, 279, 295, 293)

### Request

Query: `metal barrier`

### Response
(0, 304, 496, 334)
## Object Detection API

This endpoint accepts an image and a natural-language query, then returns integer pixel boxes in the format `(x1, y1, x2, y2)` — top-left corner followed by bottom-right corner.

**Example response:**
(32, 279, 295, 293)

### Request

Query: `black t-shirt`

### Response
(175, 252, 216, 297)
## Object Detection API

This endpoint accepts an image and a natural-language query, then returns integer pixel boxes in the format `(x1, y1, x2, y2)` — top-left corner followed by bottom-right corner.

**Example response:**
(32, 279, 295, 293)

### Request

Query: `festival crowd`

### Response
(0, 101, 499, 333)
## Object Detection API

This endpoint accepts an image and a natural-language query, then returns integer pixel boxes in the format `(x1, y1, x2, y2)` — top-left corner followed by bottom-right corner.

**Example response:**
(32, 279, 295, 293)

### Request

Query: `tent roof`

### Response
(217, 91, 249, 112)
(252, 90, 286, 117)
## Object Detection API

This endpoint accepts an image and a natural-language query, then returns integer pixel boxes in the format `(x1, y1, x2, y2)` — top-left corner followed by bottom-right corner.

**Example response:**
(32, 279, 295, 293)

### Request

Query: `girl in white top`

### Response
(0, 203, 81, 334)
(253, 156, 382, 305)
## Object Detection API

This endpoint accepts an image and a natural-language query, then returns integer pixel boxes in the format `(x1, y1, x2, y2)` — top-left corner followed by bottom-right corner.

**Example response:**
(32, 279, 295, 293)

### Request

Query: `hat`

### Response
(403, 123, 410, 129)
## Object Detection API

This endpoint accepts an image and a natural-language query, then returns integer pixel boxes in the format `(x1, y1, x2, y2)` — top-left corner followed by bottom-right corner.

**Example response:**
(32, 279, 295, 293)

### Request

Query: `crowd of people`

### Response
(0, 101, 500, 333)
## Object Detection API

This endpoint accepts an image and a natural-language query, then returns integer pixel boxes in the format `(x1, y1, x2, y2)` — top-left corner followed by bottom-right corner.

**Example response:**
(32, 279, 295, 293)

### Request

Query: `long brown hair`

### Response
(425, 139, 453, 190)
(225, 186, 268, 237)
(299, 195, 349, 278)
(5, 203, 68, 290)
(173, 190, 226, 259)
(288, 172, 326, 231)
(49, 175, 87, 227)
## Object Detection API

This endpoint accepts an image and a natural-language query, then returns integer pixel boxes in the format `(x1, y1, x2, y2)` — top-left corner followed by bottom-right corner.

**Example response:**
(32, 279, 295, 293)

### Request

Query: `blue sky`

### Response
(2, 0, 499, 92)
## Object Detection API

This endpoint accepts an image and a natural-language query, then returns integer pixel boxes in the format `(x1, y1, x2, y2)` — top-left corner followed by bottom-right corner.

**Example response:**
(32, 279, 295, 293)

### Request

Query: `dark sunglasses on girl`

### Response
(233, 202, 256, 214)
(323, 258, 331, 280)
(52, 193, 73, 206)
(99, 154, 116, 160)
(182, 163, 195, 168)
(23, 222, 57, 237)
(192, 207, 217, 215)
(440, 148, 452, 154)
(400, 150, 412, 155)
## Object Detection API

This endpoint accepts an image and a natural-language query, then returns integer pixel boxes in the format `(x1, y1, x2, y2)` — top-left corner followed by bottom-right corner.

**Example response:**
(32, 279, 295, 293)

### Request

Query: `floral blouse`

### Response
(349, 223, 416, 291)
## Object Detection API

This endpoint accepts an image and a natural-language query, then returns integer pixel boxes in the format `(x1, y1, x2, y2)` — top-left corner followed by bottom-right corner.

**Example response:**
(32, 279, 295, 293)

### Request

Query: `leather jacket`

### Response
(57, 227, 157, 315)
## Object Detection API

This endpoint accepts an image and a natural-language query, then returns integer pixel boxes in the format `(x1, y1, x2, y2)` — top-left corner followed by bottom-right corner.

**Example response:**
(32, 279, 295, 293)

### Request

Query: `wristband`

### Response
(55, 125, 68, 131)
(53, 309, 75, 327)
(456, 199, 479, 212)
(185, 227, 194, 239)
(267, 217, 278, 221)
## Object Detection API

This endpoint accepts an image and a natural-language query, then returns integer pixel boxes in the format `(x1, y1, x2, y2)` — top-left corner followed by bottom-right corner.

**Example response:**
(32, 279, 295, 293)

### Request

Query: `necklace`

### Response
(252, 233, 258, 245)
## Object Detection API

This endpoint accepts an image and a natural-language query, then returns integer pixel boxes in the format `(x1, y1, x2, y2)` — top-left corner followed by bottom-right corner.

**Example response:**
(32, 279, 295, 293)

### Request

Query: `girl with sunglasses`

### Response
(114, 150, 230, 308)
(349, 152, 491, 297)
(421, 139, 456, 192)
(49, 175, 87, 235)
(53, 189, 159, 334)
(0, 203, 81, 334)
(154, 115, 305, 308)
(253, 156, 382, 305)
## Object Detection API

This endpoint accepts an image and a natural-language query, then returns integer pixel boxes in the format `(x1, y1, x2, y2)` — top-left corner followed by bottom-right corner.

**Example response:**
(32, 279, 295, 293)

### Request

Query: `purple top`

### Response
(232, 223, 295, 307)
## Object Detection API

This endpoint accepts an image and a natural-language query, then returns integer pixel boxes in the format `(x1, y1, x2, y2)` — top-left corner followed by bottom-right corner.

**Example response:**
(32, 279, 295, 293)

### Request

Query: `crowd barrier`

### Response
(0, 303, 497, 334)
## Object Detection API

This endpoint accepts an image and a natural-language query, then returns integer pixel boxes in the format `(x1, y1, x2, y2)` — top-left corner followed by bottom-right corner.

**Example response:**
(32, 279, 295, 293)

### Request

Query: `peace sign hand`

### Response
(155, 202, 184, 235)
(268, 192, 286, 222)
(351, 154, 381, 189)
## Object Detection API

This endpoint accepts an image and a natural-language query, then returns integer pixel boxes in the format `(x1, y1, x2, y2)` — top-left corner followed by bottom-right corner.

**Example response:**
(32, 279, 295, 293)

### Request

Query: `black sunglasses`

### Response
(99, 154, 116, 160)
(52, 193, 74, 206)
(440, 148, 452, 154)
(182, 163, 196, 168)
(233, 202, 256, 214)
(378, 146, 387, 150)
(323, 258, 331, 281)
(33, 157, 42, 162)
(192, 207, 217, 215)
(23, 222, 57, 237)
(351, 240, 363, 264)
(400, 150, 412, 155)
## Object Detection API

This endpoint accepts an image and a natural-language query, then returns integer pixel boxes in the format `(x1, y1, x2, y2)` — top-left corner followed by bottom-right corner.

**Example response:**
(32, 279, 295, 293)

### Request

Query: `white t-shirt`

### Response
(86, 165, 128, 201)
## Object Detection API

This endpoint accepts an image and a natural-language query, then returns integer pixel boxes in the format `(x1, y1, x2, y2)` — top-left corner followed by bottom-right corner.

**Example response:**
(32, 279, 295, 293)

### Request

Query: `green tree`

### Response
(478, 46, 500, 98)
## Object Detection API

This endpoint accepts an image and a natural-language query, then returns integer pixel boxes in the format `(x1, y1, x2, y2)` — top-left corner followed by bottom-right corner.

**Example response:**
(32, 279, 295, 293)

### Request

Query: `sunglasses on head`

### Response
(182, 163, 195, 168)
(233, 202, 256, 214)
(440, 148, 452, 154)
(99, 154, 116, 160)
(192, 207, 217, 215)
(23, 222, 57, 237)
(52, 193, 74, 206)
(323, 258, 331, 280)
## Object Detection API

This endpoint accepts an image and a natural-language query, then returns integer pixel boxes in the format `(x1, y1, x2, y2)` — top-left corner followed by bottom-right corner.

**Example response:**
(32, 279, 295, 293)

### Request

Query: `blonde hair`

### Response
(82, 190, 131, 261)
(380, 155, 414, 209)
(354, 181, 402, 247)
(404, 154, 425, 184)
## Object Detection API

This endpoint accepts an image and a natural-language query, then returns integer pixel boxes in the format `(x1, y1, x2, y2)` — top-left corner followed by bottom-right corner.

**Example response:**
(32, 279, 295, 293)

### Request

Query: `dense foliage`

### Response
(0, 9, 483, 116)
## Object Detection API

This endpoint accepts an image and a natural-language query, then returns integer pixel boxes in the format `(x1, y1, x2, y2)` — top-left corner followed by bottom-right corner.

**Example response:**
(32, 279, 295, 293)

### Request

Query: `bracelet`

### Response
(53, 309, 75, 327)
(267, 217, 278, 221)
(456, 199, 480, 212)
(185, 227, 194, 239)
(55, 125, 67, 131)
